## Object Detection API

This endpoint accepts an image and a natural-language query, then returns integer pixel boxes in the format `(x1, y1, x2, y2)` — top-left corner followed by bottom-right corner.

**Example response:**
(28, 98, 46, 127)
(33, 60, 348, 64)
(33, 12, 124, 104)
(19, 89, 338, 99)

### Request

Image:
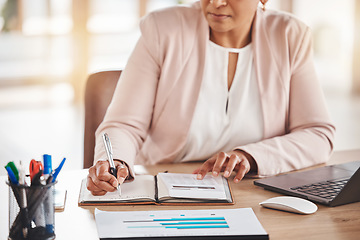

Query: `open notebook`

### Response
(78, 173, 234, 206)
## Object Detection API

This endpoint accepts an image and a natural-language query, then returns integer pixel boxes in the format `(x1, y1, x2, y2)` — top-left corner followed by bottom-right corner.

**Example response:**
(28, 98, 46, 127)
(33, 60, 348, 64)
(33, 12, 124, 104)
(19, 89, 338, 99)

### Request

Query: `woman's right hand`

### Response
(86, 160, 130, 196)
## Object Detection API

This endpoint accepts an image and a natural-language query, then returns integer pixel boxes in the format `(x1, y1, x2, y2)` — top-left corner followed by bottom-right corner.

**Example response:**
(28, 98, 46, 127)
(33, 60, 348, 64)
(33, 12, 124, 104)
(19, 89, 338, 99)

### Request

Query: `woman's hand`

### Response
(193, 150, 257, 183)
(87, 160, 130, 196)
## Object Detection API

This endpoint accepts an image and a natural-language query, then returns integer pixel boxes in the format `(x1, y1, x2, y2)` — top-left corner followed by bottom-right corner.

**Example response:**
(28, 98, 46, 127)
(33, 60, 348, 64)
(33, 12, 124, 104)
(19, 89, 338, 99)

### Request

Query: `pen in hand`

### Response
(102, 133, 121, 194)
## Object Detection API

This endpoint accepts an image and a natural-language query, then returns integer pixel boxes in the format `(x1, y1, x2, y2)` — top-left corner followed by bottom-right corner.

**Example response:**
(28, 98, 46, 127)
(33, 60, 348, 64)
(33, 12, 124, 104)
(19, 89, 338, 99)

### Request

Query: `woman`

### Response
(87, 0, 335, 196)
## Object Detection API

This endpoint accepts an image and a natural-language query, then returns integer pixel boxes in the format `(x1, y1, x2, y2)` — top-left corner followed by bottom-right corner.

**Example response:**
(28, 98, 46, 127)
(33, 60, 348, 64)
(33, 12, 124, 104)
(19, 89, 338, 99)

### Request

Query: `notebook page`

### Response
(157, 173, 227, 200)
(79, 175, 155, 203)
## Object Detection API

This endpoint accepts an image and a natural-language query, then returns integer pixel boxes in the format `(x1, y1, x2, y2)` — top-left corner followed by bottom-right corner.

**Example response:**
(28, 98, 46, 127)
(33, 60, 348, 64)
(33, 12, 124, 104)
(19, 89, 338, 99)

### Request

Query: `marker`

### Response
(43, 154, 54, 234)
(5, 166, 19, 185)
(43, 154, 52, 180)
(52, 158, 66, 183)
(6, 161, 19, 181)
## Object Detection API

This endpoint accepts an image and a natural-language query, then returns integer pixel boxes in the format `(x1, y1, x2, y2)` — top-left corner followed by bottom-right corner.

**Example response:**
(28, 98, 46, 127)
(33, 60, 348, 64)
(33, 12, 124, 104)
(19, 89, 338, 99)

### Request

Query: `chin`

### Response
(209, 25, 231, 34)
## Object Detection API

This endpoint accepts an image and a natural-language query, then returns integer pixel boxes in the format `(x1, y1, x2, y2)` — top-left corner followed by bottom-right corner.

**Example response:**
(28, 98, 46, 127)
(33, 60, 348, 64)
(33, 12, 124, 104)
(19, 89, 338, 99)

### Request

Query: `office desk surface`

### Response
(1, 149, 360, 240)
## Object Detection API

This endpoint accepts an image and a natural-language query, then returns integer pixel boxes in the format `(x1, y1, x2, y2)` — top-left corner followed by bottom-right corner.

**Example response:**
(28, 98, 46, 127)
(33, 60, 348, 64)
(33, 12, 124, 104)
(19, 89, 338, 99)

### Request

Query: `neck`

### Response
(210, 23, 253, 49)
(210, 29, 251, 48)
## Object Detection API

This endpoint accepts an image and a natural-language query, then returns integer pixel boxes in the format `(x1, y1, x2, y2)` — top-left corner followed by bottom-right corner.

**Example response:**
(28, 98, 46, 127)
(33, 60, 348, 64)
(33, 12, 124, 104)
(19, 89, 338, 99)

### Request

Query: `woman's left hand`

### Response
(193, 150, 257, 183)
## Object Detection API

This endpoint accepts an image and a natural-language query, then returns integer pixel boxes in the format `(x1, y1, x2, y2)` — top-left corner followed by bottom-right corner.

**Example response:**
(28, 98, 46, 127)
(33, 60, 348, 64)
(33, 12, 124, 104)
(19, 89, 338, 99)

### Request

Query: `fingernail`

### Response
(234, 178, 240, 183)
(197, 174, 202, 180)
(224, 171, 230, 177)
(118, 177, 125, 184)
(113, 181, 119, 188)
(212, 171, 218, 176)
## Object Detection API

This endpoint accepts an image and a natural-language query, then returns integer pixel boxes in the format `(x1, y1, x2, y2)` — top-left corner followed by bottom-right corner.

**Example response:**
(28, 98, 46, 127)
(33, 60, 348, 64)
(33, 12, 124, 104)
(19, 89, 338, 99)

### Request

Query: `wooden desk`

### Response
(1, 149, 359, 240)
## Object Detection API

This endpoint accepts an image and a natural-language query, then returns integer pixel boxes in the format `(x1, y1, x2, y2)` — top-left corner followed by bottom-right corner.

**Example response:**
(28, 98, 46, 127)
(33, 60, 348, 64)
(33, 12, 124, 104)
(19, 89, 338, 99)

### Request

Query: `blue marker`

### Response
(5, 166, 19, 185)
(6, 162, 19, 181)
(43, 154, 54, 234)
(43, 154, 52, 179)
(52, 158, 66, 183)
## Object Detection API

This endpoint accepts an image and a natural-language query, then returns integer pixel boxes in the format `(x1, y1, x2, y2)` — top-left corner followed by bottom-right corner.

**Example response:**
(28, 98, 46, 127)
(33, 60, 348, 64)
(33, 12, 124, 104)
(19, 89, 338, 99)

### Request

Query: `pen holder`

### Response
(7, 181, 56, 240)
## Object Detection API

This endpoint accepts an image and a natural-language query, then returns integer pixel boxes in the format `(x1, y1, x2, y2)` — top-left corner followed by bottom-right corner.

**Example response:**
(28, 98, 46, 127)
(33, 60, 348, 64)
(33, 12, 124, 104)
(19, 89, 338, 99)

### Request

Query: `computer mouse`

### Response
(259, 196, 318, 215)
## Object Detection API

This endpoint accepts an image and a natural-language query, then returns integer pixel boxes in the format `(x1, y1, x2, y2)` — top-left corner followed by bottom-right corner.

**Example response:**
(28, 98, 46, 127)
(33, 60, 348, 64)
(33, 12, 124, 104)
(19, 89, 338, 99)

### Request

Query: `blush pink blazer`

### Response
(94, 2, 335, 177)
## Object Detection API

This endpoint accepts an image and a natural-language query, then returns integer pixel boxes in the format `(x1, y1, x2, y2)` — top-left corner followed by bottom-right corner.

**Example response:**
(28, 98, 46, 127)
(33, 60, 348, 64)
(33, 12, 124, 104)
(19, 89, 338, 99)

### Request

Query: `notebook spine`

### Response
(154, 175, 159, 203)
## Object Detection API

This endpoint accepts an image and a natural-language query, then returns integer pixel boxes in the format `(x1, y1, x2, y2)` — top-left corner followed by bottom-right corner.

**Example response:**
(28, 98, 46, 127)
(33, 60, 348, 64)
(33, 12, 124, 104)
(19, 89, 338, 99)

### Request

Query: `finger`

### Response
(92, 161, 119, 191)
(86, 174, 103, 193)
(193, 167, 201, 174)
(86, 174, 108, 196)
(91, 190, 107, 196)
(234, 158, 250, 183)
(91, 172, 118, 192)
(212, 152, 228, 177)
(88, 166, 104, 191)
(196, 157, 216, 180)
(115, 161, 129, 184)
(223, 154, 241, 178)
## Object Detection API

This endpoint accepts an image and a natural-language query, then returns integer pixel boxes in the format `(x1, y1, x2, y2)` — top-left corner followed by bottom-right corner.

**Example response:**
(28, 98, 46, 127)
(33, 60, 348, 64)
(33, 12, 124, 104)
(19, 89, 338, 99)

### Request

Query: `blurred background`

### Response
(0, 0, 359, 175)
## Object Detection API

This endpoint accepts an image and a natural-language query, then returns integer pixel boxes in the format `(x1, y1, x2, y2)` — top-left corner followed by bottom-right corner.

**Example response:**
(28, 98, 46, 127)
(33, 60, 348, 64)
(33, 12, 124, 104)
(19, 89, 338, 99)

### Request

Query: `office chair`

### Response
(83, 70, 121, 168)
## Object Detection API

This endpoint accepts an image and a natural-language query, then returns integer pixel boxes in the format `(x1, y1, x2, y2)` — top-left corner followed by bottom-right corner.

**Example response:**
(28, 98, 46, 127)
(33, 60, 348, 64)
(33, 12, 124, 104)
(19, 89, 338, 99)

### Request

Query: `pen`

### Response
(51, 157, 66, 183)
(102, 133, 121, 192)
(18, 161, 26, 185)
(18, 161, 29, 239)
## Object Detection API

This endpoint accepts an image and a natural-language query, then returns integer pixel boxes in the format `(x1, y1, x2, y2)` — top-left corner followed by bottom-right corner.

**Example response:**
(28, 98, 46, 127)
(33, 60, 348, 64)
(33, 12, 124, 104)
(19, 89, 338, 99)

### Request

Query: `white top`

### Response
(176, 40, 263, 162)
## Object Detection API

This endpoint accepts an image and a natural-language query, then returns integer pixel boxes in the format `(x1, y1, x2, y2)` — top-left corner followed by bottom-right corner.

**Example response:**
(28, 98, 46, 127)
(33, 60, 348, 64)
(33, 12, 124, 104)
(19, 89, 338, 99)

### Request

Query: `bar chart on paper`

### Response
(124, 216, 229, 229)
(95, 208, 268, 239)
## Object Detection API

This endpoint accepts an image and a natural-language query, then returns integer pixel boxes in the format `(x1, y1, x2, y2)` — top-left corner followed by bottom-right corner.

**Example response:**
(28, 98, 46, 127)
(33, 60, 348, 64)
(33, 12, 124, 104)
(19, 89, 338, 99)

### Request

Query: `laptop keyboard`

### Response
(290, 178, 350, 200)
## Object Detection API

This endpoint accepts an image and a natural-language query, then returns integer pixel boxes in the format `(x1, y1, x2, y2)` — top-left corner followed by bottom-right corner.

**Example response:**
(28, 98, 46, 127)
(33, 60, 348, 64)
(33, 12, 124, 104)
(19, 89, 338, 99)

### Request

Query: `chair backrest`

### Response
(83, 70, 121, 168)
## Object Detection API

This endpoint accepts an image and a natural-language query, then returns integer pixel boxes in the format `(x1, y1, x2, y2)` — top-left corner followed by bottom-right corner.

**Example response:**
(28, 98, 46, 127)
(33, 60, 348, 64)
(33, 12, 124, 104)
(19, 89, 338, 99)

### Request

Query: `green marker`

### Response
(6, 161, 19, 181)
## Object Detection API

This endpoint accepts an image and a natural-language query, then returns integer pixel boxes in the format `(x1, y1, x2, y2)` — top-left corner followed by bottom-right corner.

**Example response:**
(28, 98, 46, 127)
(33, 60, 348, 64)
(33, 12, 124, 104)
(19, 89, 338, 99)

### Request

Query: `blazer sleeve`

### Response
(93, 13, 161, 176)
(239, 27, 336, 177)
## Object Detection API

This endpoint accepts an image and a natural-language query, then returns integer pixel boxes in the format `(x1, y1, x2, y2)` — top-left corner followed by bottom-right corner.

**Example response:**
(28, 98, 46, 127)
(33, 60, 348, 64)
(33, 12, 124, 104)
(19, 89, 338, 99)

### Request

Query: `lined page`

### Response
(157, 173, 227, 200)
(79, 175, 155, 203)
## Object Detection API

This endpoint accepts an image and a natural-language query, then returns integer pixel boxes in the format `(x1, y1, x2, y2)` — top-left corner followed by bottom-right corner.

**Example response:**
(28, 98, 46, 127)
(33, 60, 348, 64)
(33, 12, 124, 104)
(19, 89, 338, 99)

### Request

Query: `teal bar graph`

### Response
(124, 217, 225, 223)
(153, 217, 225, 221)
(161, 221, 227, 225)
(165, 225, 229, 229)
(125, 216, 229, 230)
(128, 225, 229, 229)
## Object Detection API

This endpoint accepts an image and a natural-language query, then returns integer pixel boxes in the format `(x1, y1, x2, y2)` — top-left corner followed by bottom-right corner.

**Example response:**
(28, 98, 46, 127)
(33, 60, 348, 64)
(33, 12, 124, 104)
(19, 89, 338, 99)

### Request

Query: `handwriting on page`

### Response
(161, 174, 219, 189)
(158, 173, 227, 200)
(82, 175, 156, 202)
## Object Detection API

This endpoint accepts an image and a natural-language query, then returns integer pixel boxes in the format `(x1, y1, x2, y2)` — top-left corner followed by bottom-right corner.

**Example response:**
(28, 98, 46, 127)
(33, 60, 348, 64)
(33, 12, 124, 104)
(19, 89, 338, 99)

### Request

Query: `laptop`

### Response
(254, 161, 360, 207)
